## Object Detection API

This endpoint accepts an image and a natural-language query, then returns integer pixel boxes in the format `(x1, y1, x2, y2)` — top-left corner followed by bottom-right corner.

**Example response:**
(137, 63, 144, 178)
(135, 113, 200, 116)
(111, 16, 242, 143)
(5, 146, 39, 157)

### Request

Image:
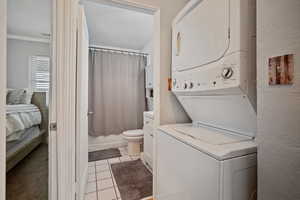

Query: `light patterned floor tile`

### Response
(88, 166, 96, 174)
(97, 171, 111, 180)
(130, 155, 140, 160)
(88, 173, 96, 182)
(108, 158, 120, 164)
(85, 192, 97, 200)
(96, 164, 109, 172)
(96, 160, 108, 166)
(98, 188, 117, 200)
(120, 156, 131, 162)
(85, 182, 97, 194)
(98, 178, 114, 190)
(86, 147, 150, 200)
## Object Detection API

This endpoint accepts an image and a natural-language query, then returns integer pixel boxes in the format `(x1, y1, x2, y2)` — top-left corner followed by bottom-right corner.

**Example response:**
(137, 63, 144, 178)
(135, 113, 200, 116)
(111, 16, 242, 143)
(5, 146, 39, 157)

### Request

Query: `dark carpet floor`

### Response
(6, 144, 48, 200)
(111, 159, 153, 200)
(89, 148, 121, 162)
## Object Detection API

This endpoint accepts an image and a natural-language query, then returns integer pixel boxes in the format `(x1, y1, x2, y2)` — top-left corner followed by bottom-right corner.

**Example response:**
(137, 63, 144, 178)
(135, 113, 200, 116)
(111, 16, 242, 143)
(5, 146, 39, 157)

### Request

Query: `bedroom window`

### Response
(30, 56, 50, 92)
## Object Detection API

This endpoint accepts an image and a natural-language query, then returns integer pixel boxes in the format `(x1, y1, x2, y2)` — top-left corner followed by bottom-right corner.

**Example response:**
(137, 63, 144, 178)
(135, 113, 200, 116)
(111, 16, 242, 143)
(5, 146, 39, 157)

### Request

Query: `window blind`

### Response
(30, 56, 50, 92)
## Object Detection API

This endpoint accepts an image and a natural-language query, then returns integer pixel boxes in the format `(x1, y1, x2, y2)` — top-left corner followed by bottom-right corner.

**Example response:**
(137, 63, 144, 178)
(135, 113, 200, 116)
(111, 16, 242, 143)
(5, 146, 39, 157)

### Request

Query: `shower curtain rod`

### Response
(89, 46, 149, 56)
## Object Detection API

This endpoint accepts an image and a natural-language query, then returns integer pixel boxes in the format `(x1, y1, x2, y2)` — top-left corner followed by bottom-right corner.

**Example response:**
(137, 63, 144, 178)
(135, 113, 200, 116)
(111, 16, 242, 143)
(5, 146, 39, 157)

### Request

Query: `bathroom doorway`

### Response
(80, 0, 155, 152)
(78, 1, 156, 199)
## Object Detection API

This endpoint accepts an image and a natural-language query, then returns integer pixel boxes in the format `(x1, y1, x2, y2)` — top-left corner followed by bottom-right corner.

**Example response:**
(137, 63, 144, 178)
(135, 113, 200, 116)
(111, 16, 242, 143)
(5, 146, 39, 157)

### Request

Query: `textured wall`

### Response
(257, 1, 300, 199)
(7, 39, 50, 89)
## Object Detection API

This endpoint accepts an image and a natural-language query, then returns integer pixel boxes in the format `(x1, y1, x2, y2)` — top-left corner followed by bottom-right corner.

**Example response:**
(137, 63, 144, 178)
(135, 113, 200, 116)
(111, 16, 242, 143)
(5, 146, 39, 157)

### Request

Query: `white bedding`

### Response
(6, 104, 42, 142)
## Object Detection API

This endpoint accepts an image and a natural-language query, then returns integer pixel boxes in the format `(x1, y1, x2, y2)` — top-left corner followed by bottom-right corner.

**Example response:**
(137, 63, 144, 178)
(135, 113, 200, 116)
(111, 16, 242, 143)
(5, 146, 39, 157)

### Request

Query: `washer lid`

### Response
(173, 125, 251, 145)
(158, 124, 257, 161)
(172, 0, 230, 71)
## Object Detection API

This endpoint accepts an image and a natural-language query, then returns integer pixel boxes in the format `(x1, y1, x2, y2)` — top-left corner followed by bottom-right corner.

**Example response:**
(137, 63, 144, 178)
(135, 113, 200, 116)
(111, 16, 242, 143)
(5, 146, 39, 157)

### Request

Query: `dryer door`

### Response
(172, 0, 230, 71)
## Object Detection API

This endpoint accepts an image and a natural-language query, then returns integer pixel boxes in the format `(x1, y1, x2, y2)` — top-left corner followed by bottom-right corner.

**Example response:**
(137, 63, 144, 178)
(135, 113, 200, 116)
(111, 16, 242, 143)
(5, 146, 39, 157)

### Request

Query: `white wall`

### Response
(7, 39, 50, 89)
(257, 1, 300, 199)
(141, 39, 153, 55)
(123, 0, 191, 126)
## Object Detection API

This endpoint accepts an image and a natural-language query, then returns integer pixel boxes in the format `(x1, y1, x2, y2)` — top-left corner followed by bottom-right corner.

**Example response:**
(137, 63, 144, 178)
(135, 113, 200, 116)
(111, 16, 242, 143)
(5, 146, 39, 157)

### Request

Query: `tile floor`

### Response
(85, 147, 143, 200)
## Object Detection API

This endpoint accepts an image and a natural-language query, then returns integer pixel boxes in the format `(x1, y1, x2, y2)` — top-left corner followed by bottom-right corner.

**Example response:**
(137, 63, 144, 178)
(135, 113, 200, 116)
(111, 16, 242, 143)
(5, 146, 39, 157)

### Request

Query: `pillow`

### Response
(23, 89, 33, 104)
(6, 89, 27, 105)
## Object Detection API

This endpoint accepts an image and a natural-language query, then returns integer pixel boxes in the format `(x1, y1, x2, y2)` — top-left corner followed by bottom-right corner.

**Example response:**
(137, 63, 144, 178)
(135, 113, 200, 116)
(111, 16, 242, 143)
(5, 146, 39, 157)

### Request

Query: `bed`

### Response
(6, 91, 48, 172)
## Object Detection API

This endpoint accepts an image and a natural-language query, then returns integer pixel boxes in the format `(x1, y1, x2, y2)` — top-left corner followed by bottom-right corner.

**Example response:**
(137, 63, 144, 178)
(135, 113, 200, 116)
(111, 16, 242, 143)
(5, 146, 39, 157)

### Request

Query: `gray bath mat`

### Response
(111, 159, 153, 200)
(88, 148, 121, 162)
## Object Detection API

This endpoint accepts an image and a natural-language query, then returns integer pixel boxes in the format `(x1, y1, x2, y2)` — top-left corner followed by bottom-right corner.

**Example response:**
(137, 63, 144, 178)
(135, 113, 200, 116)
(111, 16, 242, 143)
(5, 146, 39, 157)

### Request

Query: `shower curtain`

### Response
(88, 50, 146, 137)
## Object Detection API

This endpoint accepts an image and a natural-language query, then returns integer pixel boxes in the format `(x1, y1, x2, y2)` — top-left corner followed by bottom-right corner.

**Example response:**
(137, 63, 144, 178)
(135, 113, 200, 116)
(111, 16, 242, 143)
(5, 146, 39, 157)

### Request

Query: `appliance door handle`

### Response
(176, 32, 181, 56)
(88, 111, 94, 115)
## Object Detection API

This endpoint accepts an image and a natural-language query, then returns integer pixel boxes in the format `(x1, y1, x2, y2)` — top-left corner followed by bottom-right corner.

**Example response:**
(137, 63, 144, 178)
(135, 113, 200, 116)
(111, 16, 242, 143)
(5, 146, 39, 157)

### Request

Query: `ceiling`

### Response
(7, 0, 51, 39)
(7, 0, 153, 50)
(81, 0, 154, 50)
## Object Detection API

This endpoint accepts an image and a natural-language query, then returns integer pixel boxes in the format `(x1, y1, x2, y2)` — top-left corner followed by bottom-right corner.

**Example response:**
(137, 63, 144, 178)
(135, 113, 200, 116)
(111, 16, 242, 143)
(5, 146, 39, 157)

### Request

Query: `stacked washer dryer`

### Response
(156, 0, 257, 200)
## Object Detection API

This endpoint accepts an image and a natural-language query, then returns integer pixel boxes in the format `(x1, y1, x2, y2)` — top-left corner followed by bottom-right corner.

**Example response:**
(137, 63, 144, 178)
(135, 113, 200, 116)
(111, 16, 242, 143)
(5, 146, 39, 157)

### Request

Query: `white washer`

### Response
(156, 0, 257, 199)
(156, 124, 257, 200)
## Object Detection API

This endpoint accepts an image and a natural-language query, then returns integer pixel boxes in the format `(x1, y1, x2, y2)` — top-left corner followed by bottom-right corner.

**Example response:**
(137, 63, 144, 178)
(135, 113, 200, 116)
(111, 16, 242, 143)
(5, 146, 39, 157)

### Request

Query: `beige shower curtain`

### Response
(88, 50, 146, 136)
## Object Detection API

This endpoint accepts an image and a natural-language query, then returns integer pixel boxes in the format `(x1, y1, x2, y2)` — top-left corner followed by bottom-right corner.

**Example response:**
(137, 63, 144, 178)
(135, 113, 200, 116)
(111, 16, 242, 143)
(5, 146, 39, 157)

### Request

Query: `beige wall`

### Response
(257, 0, 300, 199)
(125, 0, 191, 126)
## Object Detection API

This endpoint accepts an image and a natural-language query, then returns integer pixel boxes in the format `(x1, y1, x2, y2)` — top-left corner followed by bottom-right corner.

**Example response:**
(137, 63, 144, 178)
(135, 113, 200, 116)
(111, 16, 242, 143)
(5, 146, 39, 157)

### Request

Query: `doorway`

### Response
(78, 1, 156, 199)
(5, 0, 52, 199)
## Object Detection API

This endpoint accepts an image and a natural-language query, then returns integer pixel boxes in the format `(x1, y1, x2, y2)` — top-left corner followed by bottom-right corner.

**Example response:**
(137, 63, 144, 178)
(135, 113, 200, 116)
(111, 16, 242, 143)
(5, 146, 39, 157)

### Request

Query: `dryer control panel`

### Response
(172, 53, 242, 93)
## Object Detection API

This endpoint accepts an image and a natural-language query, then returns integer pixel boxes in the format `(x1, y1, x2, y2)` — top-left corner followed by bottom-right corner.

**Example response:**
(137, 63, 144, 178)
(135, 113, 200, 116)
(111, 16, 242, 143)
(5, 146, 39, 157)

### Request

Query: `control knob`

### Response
(221, 67, 234, 79)
(183, 82, 188, 89)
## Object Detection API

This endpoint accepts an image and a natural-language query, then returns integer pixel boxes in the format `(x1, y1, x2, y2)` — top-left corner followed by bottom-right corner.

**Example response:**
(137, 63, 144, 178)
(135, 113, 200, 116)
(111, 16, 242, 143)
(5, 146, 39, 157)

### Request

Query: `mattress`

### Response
(6, 126, 42, 159)
(6, 104, 42, 142)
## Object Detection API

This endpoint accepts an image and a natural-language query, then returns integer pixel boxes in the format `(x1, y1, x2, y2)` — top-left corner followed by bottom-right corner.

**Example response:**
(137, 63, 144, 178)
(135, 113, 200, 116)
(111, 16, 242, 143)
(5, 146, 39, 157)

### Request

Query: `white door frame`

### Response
(49, 0, 57, 199)
(54, 0, 79, 199)
(0, 0, 58, 199)
(76, 6, 90, 200)
(75, 0, 160, 198)
(0, 0, 79, 199)
(0, 0, 7, 199)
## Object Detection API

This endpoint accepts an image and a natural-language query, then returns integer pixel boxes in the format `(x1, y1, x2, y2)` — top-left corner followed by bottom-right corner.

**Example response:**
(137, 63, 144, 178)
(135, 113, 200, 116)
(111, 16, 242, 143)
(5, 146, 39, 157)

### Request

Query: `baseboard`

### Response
(141, 153, 153, 172)
(88, 140, 127, 152)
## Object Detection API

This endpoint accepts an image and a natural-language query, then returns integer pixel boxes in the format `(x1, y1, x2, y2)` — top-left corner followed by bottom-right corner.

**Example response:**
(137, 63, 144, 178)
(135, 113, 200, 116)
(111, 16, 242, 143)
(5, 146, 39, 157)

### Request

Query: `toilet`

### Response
(122, 129, 144, 156)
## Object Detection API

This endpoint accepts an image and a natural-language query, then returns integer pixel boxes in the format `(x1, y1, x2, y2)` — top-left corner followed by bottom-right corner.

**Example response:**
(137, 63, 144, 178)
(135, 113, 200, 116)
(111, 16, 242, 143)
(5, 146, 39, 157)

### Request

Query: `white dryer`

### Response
(156, 0, 257, 199)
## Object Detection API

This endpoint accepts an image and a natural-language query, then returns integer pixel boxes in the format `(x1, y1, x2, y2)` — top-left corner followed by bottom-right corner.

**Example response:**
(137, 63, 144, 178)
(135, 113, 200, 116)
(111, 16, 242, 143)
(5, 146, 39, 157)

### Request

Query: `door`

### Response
(76, 6, 89, 200)
(172, 0, 230, 71)
(156, 130, 220, 200)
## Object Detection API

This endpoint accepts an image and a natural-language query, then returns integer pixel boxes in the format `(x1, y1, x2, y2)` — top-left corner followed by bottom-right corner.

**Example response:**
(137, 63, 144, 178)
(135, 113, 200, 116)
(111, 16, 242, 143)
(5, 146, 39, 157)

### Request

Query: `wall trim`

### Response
(7, 34, 50, 44)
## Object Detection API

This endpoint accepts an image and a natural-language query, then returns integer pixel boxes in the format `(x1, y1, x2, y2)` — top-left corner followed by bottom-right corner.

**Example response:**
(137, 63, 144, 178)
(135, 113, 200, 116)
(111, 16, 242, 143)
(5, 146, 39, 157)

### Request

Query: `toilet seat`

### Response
(123, 129, 144, 138)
